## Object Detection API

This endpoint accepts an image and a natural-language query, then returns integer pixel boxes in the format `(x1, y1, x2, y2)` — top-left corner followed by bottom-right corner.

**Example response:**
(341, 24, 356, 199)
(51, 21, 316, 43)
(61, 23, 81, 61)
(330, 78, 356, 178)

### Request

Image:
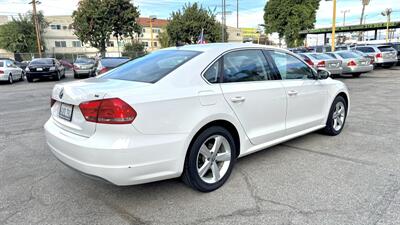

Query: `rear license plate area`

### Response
(59, 103, 74, 121)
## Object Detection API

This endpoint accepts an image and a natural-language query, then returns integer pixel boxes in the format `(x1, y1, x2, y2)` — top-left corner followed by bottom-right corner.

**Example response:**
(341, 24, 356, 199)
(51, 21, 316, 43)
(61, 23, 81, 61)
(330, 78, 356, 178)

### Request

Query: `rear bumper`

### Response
(327, 67, 343, 75)
(26, 71, 57, 78)
(375, 58, 397, 64)
(0, 74, 9, 81)
(74, 69, 93, 75)
(44, 117, 187, 185)
(343, 65, 374, 74)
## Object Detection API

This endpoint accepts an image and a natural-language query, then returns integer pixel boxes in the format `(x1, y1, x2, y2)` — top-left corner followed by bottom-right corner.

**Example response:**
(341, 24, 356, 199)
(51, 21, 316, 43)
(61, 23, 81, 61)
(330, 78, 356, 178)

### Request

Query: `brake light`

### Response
(304, 58, 314, 66)
(376, 53, 382, 58)
(0, 70, 3, 74)
(79, 98, 136, 124)
(98, 67, 109, 75)
(317, 61, 325, 67)
(347, 60, 357, 67)
(50, 98, 56, 107)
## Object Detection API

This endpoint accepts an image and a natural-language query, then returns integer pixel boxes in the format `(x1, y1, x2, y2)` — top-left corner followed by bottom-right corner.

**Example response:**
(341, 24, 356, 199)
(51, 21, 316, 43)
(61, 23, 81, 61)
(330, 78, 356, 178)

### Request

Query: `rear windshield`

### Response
(309, 53, 333, 60)
(337, 51, 359, 59)
(101, 58, 130, 67)
(101, 50, 201, 83)
(377, 46, 396, 52)
(326, 53, 337, 59)
(0, 61, 3, 67)
(75, 58, 94, 64)
(352, 50, 366, 56)
(30, 59, 53, 65)
(356, 47, 375, 53)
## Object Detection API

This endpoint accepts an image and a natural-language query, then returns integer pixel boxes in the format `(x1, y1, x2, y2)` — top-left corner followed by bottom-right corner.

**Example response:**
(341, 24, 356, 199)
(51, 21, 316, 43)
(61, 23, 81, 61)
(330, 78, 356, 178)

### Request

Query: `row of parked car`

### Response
(289, 43, 399, 78)
(0, 56, 131, 84)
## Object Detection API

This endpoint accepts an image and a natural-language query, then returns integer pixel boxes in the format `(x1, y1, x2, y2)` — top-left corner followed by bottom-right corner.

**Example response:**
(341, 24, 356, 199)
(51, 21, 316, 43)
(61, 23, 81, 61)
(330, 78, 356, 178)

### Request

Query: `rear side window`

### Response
(378, 46, 396, 52)
(102, 50, 200, 83)
(0, 61, 3, 67)
(356, 47, 375, 53)
(222, 50, 273, 83)
(204, 60, 220, 83)
(269, 51, 314, 80)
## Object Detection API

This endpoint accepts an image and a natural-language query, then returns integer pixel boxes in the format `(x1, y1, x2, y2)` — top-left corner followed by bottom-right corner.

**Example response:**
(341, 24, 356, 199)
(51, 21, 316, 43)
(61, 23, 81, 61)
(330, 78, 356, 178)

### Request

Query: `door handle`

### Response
(288, 90, 298, 96)
(230, 96, 246, 103)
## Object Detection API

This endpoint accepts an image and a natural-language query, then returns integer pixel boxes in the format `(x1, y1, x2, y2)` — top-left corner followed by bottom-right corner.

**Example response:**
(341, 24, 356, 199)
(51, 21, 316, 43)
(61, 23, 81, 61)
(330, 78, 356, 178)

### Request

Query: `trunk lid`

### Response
(51, 78, 150, 137)
(325, 59, 342, 69)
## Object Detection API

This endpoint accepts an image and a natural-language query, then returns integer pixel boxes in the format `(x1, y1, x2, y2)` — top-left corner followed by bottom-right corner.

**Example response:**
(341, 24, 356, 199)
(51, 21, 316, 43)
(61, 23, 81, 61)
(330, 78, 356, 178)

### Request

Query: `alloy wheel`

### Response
(332, 102, 345, 131)
(196, 135, 231, 184)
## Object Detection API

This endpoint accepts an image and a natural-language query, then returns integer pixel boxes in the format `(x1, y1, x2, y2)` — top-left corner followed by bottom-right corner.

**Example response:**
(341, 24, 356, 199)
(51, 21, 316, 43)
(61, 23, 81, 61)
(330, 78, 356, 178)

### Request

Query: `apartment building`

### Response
(43, 15, 168, 56)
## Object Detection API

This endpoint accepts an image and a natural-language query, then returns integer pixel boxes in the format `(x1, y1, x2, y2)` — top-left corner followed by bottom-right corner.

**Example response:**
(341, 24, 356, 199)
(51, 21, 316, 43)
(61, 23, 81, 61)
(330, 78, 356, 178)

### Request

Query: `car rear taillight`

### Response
(347, 60, 357, 67)
(317, 61, 325, 67)
(304, 58, 314, 66)
(98, 67, 109, 75)
(50, 98, 56, 107)
(376, 53, 382, 58)
(0, 70, 3, 74)
(79, 98, 136, 124)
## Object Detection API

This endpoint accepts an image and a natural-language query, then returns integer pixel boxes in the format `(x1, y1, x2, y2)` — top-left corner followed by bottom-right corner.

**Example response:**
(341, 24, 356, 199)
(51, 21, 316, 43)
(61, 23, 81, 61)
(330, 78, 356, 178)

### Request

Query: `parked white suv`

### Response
(45, 44, 350, 192)
(354, 45, 398, 68)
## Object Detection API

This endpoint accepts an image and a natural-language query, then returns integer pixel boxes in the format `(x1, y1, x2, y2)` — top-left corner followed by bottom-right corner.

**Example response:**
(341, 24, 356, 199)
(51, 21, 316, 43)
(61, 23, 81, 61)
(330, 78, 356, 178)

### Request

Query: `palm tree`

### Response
(359, 0, 371, 40)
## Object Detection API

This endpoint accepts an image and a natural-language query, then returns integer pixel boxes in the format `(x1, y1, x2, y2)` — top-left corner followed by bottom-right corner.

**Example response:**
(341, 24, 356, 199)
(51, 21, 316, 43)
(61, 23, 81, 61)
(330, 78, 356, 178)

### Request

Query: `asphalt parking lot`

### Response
(1, 67, 399, 225)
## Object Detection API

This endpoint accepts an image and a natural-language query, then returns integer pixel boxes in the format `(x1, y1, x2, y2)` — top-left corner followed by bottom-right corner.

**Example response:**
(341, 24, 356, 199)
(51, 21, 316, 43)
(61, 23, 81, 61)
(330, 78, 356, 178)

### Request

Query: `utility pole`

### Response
(149, 15, 157, 51)
(381, 8, 392, 43)
(221, 0, 226, 42)
(29, 0, 42, 57)
(332, 0, 337, 51)
(341, 9, 350, 26)
(359, 0, 370, 41)
(236, 0, 239, 29)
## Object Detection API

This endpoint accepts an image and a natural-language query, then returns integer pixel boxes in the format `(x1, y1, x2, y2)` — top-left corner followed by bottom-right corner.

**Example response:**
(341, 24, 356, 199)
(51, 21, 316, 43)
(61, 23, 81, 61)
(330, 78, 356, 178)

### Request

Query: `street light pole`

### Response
(331, 0, 337, 51)
(341, 9, 350, 26)
(149, 15, 157, 51)
(29, 0, 42, 57)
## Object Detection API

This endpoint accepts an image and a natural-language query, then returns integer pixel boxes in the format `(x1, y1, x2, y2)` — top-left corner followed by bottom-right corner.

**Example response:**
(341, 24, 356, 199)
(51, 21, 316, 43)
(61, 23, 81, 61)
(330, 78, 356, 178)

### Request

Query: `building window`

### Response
(72, 41, 82, 47)
(107, 41, 115, 47)
(50, 24, 61, 30)
(143, 42, 149, 47)
(55, 41, 67, 48)
(153, 42, 158, 47)
(152, 28, 160, 34)
(142, 28, 146, 33)
(62, 25, 68, 30)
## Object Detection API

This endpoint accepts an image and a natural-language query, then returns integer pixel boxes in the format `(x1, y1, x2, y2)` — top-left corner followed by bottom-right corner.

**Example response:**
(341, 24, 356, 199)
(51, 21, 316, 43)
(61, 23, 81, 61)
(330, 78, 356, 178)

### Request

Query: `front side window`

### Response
(102, 50, 201, 83)
(269, 51, 314, 80)
(222, 50, 272, 83)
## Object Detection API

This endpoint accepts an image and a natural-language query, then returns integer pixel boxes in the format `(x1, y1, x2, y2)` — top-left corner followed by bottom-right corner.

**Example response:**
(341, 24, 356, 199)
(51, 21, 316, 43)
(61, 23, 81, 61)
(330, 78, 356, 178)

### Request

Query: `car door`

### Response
(267, 50, 328, 135)
(219, 49, 287, 145)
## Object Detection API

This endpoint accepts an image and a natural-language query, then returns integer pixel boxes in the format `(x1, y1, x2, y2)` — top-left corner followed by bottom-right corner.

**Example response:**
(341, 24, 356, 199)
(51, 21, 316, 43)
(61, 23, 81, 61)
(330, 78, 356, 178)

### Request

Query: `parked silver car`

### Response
(353, 45, 398, 68)
(298, 53, 342, 76)
(73, 58, 96, 78)
(326, 51, 373, 78)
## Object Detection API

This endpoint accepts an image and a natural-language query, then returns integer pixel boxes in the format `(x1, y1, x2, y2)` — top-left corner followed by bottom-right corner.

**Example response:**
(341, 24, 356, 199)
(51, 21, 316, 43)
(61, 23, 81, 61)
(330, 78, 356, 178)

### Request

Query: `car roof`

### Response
(32, 58, 55, 60)
(163, 43, 282, 53)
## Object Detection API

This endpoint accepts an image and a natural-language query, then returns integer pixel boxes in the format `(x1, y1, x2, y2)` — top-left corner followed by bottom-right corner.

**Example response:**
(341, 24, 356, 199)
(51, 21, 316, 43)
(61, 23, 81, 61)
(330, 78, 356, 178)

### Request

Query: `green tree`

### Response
(264, 0, 320, 47)
(122, 42, 145, 58)
(158, 29, 171, 48)
(167, 3, 226, 45)
(0, 11, 48, 53)
(72, 0, 141, 57)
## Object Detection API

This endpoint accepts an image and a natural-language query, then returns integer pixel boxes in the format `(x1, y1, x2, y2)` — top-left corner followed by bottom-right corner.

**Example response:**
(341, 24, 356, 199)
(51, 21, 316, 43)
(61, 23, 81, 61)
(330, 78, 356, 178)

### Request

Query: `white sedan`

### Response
(45, 43, 350, 192)
(0, 59, 24, 84)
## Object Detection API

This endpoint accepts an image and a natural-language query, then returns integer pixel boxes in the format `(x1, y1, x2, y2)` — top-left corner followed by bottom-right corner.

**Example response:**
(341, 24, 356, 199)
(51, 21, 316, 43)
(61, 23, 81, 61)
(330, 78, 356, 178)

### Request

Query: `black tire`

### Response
(322, 96, 347, 136)
(19, 72, 24, 81)
(27, 77, 33, 82)
(352, 73, 361, 78)
(182, 126, 236, 192)
(54, 71, 61, 81)
(8, 74, 13, 84)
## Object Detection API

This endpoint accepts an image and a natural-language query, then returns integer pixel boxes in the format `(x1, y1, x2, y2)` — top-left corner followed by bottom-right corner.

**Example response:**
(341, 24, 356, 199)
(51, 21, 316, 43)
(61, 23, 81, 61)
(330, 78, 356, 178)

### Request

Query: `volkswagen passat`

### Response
(45, 43, 350, 192)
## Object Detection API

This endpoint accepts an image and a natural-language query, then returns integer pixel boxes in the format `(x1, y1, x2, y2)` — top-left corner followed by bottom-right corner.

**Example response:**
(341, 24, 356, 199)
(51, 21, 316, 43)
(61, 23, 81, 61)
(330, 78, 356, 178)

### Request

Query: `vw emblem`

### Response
(59, 88, 64, 99)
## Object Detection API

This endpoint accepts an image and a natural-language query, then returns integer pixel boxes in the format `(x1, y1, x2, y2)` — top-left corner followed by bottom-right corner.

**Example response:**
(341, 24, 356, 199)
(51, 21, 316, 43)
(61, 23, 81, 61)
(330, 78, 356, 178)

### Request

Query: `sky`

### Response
(0, 0, 399, 28)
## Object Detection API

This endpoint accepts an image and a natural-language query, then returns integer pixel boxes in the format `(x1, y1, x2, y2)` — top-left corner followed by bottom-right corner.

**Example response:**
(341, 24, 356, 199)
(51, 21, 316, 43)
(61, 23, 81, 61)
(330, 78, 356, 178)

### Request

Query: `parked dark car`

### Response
(96, 57, 130, 75)
(25, 58, 66, 82)
(73, 57, 96, 78)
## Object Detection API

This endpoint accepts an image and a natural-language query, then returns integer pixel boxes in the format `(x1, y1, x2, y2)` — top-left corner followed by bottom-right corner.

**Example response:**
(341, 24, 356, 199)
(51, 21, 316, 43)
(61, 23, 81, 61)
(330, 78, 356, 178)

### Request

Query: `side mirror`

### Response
(316, 68, 331, 79)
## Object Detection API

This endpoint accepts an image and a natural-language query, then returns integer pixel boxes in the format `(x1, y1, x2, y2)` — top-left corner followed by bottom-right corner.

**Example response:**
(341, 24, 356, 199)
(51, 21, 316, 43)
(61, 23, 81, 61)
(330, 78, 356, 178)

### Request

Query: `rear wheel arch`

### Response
(187, 120, 241, 159)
